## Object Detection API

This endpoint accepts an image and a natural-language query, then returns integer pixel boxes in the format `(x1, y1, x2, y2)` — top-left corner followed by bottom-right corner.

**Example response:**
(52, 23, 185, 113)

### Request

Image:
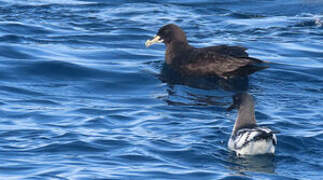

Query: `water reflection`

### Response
(226, 153, 276, 174)
(158, 84, 232, 107)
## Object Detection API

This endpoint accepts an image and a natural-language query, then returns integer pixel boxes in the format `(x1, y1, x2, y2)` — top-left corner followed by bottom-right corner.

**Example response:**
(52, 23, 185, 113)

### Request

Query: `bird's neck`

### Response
(232, 103, 257, 135)
(165, 41, 193, 65)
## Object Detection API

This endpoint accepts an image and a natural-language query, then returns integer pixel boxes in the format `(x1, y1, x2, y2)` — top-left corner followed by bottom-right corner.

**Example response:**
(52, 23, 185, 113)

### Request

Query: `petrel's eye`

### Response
(163, 29, 170, 34)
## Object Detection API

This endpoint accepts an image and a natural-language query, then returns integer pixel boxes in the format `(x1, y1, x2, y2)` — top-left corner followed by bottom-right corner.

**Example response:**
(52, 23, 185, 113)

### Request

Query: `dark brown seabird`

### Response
(145, 24, 268, 79)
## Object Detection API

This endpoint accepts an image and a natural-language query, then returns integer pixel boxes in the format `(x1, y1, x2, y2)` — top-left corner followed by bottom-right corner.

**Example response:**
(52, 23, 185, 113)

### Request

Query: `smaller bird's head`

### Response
(227, 93, 254, 111)
(145, 24, 187, 47)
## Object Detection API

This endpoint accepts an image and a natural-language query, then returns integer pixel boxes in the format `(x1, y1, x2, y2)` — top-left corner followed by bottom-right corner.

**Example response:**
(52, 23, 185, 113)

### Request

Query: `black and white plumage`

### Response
(145, 24, 268, 79)
(227, 93, 277, 156)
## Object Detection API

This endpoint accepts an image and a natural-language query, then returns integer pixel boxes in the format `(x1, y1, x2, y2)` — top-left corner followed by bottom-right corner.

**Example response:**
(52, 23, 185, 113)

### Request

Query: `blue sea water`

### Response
(0, 0, 322, 179)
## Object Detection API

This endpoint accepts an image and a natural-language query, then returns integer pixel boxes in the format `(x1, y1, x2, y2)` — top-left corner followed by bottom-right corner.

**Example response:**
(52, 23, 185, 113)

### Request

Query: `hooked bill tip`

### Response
(144, 35, 163, 48)
(145, 40, 152, 47)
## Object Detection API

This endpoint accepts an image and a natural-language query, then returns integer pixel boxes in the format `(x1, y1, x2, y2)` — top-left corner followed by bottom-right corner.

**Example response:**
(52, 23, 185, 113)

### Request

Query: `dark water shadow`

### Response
(159, 86, 230, 107)
(226, 153, 276, 175)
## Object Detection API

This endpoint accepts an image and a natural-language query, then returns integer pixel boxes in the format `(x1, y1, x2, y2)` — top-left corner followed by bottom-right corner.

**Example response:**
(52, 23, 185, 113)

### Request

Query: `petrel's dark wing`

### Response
(181, 45, 266, 78)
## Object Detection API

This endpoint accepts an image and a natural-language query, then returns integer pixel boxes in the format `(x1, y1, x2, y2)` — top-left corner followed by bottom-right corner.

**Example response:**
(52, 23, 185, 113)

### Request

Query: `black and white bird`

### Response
(227, 93, 277, 156)
(145, 24, 268, 79)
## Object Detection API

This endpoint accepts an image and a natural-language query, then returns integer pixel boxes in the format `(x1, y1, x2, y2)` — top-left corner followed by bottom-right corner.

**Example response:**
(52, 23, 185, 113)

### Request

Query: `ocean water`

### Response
(0, 0, 322, 179)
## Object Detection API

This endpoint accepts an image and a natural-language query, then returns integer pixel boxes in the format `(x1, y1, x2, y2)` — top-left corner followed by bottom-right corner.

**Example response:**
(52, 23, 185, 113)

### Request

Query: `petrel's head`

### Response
(145, 24, 187, 47)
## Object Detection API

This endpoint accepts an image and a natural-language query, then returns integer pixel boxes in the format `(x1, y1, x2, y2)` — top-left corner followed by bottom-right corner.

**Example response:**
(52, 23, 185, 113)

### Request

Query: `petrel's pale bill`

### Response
(145, 35, 163, 47)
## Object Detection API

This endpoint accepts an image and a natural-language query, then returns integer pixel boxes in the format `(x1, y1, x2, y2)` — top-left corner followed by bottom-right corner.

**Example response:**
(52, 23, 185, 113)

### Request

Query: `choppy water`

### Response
(0, 0, 322, 179)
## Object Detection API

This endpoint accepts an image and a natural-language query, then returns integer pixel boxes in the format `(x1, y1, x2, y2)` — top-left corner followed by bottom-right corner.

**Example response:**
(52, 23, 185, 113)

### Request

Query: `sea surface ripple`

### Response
(0, 0, 322, 179)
